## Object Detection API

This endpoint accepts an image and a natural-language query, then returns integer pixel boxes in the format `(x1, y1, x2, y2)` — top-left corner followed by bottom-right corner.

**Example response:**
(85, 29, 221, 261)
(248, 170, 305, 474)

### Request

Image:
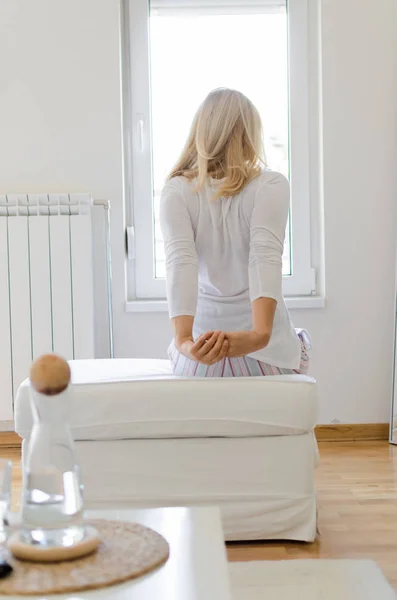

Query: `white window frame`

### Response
(123, 0, 314, 300)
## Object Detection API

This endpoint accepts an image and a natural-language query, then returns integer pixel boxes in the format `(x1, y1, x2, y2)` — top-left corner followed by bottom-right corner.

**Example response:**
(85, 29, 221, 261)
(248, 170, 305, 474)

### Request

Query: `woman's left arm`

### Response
(160, 182, 198, 344)
(226, 172, 290, 358)
(160, 182, 228, 364)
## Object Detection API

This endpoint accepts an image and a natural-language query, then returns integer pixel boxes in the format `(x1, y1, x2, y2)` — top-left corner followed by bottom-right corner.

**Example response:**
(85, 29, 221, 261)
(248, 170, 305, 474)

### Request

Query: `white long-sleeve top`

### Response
(160, 169, 301, 368)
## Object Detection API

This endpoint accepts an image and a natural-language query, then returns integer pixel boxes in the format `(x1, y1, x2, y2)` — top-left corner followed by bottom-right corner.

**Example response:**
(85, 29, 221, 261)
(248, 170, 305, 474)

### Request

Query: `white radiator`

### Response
(0, 193, 97, 420)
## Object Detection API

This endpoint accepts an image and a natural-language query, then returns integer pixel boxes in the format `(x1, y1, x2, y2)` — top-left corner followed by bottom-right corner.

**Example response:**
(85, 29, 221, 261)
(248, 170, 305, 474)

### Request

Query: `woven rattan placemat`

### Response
(0, 519, 169, 596)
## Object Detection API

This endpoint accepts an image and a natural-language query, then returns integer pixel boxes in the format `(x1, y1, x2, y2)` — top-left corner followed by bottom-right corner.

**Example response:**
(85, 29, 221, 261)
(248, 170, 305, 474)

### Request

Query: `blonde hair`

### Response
(168, 88, 265, 199)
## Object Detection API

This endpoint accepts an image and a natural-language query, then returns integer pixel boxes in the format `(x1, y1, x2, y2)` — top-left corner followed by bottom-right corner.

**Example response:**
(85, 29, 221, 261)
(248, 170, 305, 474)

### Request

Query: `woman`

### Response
(160, 88, 309, 377)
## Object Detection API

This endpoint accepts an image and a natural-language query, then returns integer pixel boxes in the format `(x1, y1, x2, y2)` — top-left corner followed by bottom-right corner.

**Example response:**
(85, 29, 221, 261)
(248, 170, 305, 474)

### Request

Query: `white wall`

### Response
(1, 0, 396, 424)
(0, 0, 123, 359)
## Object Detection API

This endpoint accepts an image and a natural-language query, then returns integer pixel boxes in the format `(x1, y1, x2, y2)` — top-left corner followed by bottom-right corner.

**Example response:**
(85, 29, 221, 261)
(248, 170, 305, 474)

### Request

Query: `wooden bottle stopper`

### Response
(30, 354, 71, 396)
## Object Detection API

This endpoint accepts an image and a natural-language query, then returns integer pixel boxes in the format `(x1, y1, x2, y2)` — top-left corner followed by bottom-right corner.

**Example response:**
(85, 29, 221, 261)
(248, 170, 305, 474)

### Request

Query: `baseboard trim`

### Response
(315, 423, 389, 442)
(0, 424, 390, 448)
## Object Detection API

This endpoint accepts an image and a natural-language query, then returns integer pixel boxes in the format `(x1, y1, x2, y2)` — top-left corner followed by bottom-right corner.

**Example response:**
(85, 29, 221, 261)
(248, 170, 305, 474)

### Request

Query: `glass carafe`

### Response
(21, 358, 85, 548)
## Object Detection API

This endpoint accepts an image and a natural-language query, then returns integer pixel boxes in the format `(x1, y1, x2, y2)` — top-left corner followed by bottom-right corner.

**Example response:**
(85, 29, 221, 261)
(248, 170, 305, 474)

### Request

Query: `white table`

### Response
(2, 507, 232, 600)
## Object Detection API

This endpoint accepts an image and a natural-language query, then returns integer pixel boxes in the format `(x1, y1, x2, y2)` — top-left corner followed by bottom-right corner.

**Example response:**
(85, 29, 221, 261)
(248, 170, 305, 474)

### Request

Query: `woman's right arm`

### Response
(224, 297, 276, 357)
(249, 171, 290, 307)
(226, 172, 289, 358)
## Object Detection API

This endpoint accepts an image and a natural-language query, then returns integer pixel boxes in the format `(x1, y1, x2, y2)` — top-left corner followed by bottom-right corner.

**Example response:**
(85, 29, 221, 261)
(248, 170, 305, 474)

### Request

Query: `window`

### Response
(124, 0, 314, 300)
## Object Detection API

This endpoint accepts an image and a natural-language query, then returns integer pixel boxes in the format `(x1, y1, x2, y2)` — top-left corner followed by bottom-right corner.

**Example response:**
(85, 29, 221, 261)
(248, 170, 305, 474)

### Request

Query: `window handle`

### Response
(137, 118, 144, 152)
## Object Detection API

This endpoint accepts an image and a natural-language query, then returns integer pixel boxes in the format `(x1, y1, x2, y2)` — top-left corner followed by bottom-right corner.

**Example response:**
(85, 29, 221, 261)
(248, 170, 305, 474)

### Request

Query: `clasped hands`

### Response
(176, 329, 271, 365)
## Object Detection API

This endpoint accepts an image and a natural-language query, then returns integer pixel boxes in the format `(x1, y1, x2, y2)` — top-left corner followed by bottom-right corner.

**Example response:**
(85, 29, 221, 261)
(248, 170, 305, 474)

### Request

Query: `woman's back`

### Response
(185, 173, 256, 298)
(160, 87, 302, 374)
(160, 169, 300, 367)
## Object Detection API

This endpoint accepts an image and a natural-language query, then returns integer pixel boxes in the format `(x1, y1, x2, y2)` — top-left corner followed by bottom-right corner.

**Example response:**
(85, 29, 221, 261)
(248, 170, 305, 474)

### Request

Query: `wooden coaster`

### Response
(8, 525, 100, 562)
(0, 519, 169, 596)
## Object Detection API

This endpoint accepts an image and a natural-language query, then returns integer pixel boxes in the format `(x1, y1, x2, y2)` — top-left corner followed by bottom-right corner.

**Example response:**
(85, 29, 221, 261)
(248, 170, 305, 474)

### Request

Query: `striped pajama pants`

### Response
(168, 330, 310, 377)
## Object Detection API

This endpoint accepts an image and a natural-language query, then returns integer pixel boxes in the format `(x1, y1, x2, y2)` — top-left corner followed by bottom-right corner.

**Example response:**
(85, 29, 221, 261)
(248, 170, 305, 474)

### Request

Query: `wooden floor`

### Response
(3, 441, 397, 589)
